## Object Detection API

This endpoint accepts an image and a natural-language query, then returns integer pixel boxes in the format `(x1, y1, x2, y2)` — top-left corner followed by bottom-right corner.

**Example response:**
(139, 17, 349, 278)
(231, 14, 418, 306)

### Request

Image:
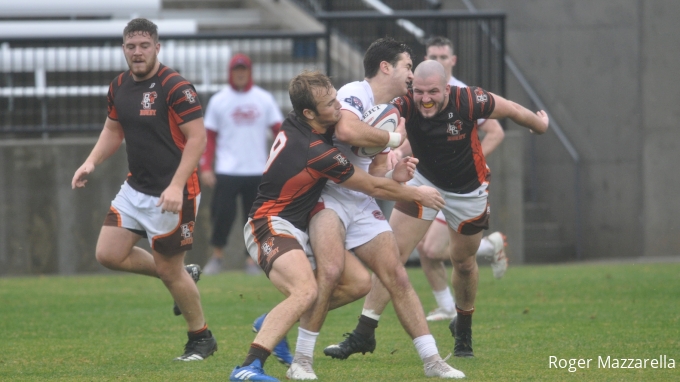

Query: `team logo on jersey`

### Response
(333, 153, 349, 166)
(474, 88, 488, 104)
(140, 91, 157, 116)
(448, 112, 454, 119)
(261, 237, 279, 258)
(372, 210, 386, 221)
(344, 96, 364, 114)
(183, 89, 197, 104)
(447, 120, 466, 141)
(447, 120, 463, 135)
(149, 83, 155, 89)
(180, 222, 194, 246)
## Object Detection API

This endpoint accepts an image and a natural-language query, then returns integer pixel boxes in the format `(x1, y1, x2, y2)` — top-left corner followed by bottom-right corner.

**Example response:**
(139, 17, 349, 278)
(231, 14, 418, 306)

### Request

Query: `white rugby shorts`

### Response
(106, 181, 200, 255)
(317, 185, 392, 250)
(395, 170, 489, 235)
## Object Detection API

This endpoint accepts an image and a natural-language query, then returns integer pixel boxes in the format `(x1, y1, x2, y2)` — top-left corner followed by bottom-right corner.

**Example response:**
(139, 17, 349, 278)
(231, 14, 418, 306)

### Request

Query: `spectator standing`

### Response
(200, 53, 284, 275)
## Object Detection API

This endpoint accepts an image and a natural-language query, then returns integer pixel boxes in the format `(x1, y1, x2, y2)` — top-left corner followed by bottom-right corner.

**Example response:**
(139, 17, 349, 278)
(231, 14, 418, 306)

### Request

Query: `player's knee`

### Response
(95, 249, 118, 269)
(297, 286, 318, 309)
(452, 256, 476, 276)
(316, 263, 344, 287)
(349, 269, 372, 299)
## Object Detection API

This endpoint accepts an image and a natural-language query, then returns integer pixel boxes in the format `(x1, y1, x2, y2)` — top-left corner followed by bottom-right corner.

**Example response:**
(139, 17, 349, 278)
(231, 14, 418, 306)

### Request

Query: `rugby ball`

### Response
(351, 103, 401, 157)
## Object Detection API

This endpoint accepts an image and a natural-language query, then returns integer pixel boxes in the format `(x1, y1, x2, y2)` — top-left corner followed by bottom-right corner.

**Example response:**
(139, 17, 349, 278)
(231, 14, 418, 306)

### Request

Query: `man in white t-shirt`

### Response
(199, 53, 283, 276)
(283, 38, 464, 380)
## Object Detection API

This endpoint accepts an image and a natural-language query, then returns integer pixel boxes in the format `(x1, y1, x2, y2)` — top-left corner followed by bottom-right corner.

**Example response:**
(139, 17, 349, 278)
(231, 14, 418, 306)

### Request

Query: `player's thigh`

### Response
(353, 231, 400, 275)
(339, 250, 370, 288)
(96, 225, 141, 260)
(418, 219, 450, 261)
(268, 249, 317, 298)
(389, 208, 432, 262)
(448, 229, 483, 263)
(308, 207, 347, 263)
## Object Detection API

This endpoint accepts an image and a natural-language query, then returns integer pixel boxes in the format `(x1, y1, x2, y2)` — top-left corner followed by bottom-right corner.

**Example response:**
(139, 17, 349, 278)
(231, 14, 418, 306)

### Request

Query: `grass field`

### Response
(1, 262, 679, 381)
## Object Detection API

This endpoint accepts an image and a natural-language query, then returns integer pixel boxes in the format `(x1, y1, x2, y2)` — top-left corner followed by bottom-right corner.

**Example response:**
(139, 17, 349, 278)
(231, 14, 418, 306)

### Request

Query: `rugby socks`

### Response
(188, 323, 210, 340)
(355, 311, 379, 338)
(455, 306, 474, 331)
(476, 237, 495, 258)
(413, 334, 440, 361)
(433, 287, 456, 311)
(295, 327, 319, 358)
(243, 343, 271, 367)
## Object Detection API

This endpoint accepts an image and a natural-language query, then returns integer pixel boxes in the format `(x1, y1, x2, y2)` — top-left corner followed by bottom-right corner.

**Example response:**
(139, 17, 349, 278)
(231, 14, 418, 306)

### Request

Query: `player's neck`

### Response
(367, 79, 398, 105)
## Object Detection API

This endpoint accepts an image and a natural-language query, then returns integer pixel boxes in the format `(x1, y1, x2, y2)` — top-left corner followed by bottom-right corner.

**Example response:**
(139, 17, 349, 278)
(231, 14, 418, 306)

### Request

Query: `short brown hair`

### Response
(289, 70, 333, 119)
(123, 18, 158, 43)
(425, 36, 454, 55)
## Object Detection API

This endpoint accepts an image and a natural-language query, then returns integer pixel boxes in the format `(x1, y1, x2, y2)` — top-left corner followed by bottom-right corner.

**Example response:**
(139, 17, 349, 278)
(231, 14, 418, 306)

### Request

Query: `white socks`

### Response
(432, 286, 455, 311)
(476, 237, 495, 258)
(295, 327, 319, 358)
(413, 334, 439, 361)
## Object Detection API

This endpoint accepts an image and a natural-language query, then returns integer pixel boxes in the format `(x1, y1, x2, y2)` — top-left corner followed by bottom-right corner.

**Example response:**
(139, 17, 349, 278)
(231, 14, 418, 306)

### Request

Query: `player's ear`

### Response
(380, 60, 392, 75)
(302, 108, 316, 120)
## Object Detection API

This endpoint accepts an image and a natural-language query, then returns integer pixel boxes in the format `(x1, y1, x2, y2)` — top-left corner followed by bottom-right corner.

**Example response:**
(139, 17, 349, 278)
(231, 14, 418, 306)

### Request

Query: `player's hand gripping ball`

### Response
(351, 103, 400, 157)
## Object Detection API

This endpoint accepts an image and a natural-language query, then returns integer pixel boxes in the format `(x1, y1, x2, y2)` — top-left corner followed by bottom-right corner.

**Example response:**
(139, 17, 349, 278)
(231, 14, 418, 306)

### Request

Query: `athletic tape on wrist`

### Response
(387, 132, 401, 148)
(385, 170, 394, 179)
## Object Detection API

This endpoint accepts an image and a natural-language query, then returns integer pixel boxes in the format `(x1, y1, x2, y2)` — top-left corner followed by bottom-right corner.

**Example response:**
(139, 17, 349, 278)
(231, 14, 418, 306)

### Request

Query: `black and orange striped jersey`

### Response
(249, 112, 355, 230)
(107, 64, 203, 198)
(393, 86, 496, 193)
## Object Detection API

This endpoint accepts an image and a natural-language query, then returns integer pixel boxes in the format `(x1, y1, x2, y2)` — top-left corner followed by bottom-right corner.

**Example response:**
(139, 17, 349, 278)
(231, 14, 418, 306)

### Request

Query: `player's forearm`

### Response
(169, 133, 206, 189)
(480, 121, 504, 156)
(368, 153, 389, 177)
(334, 118, 390, 147)
(506, 102, 548, 134)
(366, 177, 419, 203)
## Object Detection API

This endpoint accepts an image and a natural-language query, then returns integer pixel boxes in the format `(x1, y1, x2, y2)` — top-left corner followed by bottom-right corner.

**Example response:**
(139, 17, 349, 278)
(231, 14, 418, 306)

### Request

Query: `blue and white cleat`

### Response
(229, 359, 279, 381)
(252, 313, 294, 366)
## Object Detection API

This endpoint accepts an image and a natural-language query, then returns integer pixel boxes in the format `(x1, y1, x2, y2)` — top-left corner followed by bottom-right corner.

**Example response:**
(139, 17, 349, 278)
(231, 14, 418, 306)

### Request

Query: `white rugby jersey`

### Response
(204, 85, 283, 175)
(333, 80, 376, 172)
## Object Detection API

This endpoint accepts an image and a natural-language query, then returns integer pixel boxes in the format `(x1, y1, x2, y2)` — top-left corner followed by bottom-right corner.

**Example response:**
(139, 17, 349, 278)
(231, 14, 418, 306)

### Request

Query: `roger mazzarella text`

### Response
(549, 355, 675, 372)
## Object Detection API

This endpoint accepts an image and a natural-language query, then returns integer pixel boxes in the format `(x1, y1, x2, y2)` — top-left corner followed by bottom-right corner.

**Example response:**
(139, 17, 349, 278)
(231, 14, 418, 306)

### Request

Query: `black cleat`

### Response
(323, 331, 376, 360)
(174, 330, 217, 361)
(449, 316, 474, 358)
(173, 264, 202, 316)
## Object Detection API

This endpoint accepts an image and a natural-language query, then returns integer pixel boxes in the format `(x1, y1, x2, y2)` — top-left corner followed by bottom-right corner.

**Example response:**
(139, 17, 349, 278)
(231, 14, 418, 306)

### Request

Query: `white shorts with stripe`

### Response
(105, 181, 200, 255)
(317, 184, 392, 250)
(244, 216, 316, 276)
(395, 170, 490, 235)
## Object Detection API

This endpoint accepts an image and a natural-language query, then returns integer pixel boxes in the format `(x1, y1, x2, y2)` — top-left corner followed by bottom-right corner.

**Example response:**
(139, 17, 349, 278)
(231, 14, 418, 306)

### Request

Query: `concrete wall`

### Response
(461, 0, 680, 259)
(0, 138, 247, 276)
(0, 135, 525, 275)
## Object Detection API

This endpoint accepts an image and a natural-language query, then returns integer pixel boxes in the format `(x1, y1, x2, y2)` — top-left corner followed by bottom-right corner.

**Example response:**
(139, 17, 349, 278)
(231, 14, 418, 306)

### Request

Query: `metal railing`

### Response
(0, 32, 325, 135)
(1, 11, 505, 137)
(317, 10, 506, 97)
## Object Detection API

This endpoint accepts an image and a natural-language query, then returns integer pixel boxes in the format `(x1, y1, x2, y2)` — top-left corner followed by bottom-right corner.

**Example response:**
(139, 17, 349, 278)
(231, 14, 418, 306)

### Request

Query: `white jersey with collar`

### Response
(203, 85, 284, 175)
(334, 80, 376, 172)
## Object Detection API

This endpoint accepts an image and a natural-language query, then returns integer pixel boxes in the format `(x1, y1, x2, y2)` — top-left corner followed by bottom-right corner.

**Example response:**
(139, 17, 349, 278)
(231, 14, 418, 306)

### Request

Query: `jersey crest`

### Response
(344, 96, 364, 114)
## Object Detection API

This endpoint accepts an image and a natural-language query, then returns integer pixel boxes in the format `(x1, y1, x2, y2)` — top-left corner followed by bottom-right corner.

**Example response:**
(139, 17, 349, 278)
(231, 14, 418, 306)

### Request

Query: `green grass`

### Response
(1, 262, 679, 381)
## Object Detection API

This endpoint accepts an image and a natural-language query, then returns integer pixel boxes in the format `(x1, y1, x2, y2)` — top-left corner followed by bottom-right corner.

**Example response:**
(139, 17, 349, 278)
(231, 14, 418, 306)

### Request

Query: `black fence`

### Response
(1, 10, 505, 135)
(319, 11, 505, 96)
